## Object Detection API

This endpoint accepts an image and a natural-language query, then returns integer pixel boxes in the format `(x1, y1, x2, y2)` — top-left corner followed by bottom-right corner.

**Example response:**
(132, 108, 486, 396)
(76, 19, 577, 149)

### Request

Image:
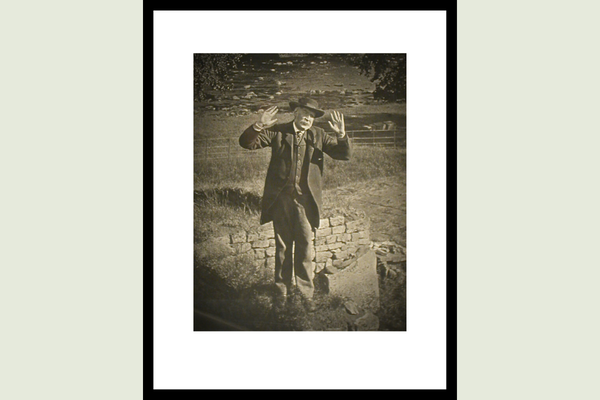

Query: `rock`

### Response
(387, 269, 398, 280)
(375, 247, 388, 256)
(344, 300, 360, 315)
(320, 249, 380, 312)
(385, 253, 406, 263)
(324, 264, 338, 275)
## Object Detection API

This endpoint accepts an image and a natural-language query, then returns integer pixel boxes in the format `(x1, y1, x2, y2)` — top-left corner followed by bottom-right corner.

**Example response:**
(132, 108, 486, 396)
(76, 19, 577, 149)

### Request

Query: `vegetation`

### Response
(194, 146, 404, 239)
(350, 54, 407, 102)
(194, 54, 242, 101)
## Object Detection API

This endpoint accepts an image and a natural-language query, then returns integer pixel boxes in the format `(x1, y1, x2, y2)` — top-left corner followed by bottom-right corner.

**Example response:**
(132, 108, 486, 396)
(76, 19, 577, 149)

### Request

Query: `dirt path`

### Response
(325, 175, 406, 245)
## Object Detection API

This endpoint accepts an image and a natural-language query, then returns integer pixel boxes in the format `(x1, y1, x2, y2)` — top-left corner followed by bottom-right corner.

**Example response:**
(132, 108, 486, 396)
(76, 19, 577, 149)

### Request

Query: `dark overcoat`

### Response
(239, 121, 352, 229)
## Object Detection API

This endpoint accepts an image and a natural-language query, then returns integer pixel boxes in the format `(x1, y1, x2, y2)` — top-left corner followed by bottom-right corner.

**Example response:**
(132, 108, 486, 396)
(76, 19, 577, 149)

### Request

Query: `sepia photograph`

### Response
(193, 53, 407, 331)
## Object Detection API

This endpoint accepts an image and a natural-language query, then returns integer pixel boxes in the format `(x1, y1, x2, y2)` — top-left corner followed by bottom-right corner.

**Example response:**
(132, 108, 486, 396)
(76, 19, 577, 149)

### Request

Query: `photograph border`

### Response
(145, 6, 457, 395)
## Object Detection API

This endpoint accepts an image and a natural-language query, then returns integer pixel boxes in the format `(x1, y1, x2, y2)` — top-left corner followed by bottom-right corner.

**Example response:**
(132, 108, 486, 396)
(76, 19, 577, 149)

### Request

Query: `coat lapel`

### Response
(305, 128, 315, 160)
(283, 122, 295, 162)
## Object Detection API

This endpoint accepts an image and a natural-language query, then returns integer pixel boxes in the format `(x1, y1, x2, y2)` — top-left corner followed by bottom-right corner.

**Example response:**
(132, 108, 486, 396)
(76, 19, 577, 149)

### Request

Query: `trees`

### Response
(350, 54, 406, 102)
(194, 54, 242, 101)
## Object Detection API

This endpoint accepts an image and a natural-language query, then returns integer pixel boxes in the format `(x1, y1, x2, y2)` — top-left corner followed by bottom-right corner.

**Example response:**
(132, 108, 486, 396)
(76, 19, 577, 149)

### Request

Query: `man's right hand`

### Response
(257, 105, 278, 129)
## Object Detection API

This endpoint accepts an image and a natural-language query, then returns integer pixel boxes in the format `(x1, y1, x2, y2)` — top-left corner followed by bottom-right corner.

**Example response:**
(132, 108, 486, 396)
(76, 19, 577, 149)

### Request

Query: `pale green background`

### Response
(2, 2, 599, 399)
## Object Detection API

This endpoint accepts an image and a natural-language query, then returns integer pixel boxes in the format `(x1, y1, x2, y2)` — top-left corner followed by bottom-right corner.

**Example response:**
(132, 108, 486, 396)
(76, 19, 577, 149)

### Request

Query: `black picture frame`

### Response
(145, 5, 457, 396)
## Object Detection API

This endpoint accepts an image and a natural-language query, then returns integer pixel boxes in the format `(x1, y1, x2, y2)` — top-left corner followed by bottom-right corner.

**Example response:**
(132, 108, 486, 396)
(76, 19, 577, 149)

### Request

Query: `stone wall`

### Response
(215, 215, 371, 273)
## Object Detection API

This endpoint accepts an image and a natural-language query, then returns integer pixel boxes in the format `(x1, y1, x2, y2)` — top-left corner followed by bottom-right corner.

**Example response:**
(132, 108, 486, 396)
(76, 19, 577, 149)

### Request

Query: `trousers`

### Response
(271, 190, 316, 299)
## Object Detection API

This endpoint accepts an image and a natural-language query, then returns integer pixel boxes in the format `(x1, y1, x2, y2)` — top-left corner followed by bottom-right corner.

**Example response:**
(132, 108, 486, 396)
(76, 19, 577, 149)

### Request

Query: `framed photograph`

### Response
(147, 7, 456, 393)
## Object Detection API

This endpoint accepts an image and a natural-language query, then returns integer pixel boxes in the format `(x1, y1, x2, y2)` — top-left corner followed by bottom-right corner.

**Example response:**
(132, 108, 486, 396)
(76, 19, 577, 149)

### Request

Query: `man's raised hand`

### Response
(259, 105, 278, 129)
(328, 110, 346, 139)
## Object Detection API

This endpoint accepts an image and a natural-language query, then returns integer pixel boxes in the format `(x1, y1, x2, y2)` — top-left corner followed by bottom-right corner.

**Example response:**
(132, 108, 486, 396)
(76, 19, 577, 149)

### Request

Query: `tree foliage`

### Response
(350, 54, 406, 102)
(194, 54, 242, 101)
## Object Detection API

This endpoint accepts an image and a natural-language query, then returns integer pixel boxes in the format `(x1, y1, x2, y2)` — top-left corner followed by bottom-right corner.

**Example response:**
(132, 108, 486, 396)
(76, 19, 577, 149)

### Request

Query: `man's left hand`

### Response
(328, 110, 346, 139)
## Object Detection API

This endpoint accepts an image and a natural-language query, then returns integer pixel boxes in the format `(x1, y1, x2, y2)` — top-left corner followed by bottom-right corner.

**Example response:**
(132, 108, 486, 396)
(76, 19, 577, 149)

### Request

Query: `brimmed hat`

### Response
(289, 97, 325, 118)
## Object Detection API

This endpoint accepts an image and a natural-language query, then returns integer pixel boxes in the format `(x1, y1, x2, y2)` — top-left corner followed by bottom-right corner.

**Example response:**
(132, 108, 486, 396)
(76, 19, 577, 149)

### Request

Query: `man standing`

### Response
(239, 97, 351, 311)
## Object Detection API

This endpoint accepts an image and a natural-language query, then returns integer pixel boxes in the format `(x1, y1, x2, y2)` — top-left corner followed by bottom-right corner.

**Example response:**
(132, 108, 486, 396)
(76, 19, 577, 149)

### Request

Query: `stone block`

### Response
(251, 240, 270, 248)
(385, 253, 406, 263)
(258, 221, 273, 232)
(254, 249, 266, 259)
(265, 247, 276, 257)
(345, 245, 358, 257)
(315, 244, 329, 253)
(257, 223, 274, 239)
(332, 225, 345, 234)
(315, 262, 326, 274)
(257, 230, 274, 240)
(315, 237, 326, 246)
(327, 242, 344, 251)
(316, 227, 332, 238)
(320, 249, 380, 312)
(247, 232, 259, 242)
(316, 251, 332, 263)
(329, 216, 345, 227)
(265, 257, 275, 269)
(319, 218, 330, 228)
(331, 249, 349, 261)
(325, 234, 338, 244)
(345, 220, 360, 233)
(339, 233, 352, 243)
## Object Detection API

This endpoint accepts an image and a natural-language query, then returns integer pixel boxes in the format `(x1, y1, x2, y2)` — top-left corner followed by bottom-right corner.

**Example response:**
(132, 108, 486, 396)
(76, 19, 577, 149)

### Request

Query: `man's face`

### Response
(293, 107, 316, 131)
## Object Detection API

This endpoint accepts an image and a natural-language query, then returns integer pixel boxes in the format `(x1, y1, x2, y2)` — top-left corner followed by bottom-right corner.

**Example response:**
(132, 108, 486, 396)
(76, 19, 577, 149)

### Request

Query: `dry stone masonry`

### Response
(215, 214, 372, 274)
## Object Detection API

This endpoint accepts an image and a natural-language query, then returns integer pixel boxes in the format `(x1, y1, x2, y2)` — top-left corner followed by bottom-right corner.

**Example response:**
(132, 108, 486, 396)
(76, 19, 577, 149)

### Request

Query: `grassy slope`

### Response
(194, 145, 405, 241)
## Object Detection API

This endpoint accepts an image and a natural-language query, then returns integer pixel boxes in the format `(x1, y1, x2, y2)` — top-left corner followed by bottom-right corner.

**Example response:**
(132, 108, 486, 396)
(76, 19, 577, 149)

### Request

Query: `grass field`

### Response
(194, 145, 405, 240)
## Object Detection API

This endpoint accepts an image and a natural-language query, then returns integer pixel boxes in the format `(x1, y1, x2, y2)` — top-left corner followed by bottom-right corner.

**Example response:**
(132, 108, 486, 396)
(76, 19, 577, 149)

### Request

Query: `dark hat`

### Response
(289, 97, 325, 118)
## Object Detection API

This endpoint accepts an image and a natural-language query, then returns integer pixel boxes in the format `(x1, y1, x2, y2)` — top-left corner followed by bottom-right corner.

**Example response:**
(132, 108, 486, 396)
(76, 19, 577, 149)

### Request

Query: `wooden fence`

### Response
(195, 128, 406, 161)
